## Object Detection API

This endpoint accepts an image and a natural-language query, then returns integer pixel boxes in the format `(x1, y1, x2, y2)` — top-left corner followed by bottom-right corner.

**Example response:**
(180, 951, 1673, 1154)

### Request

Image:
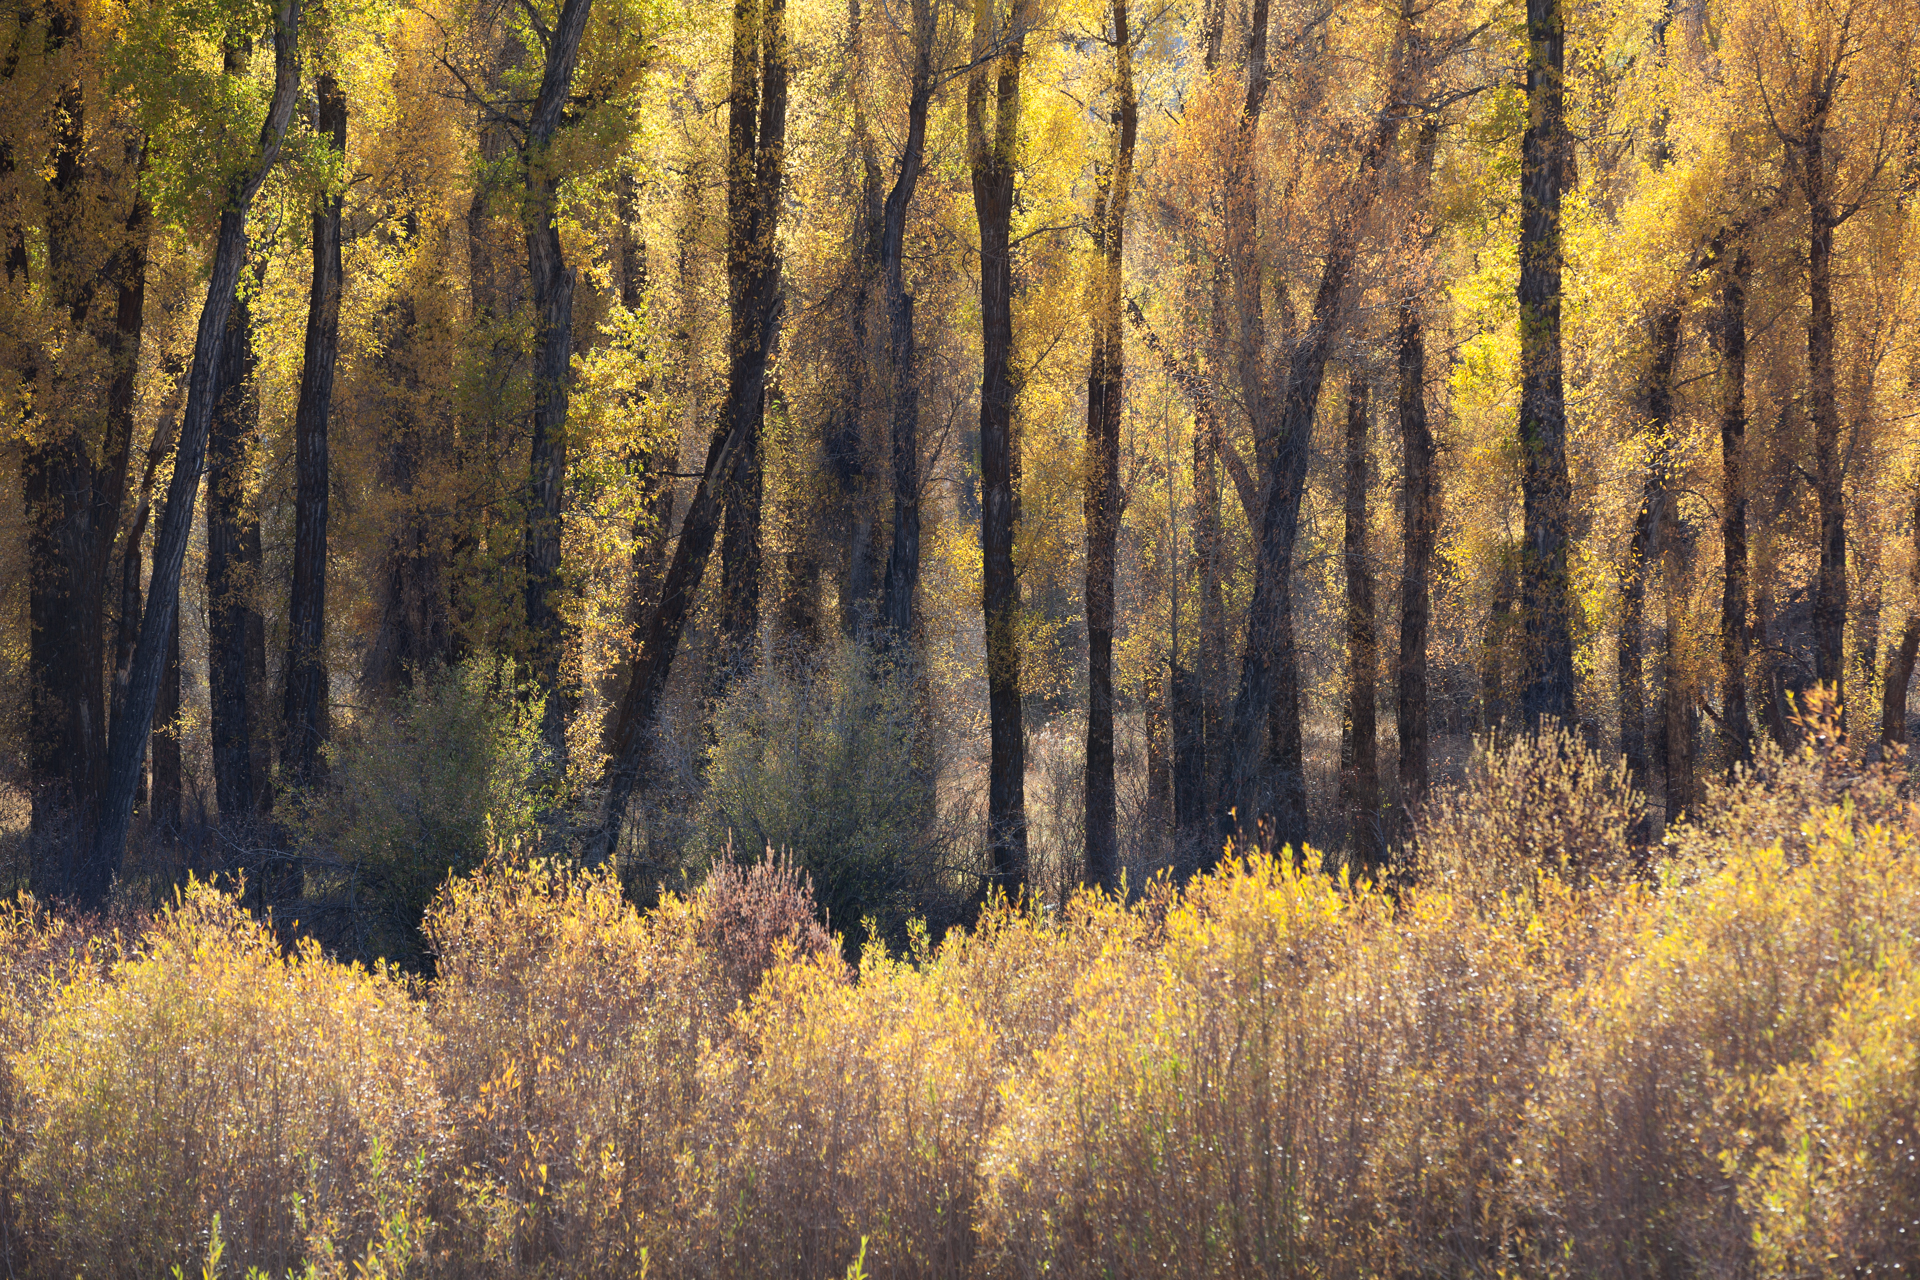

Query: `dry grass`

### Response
(0, 717, 1912, 1277)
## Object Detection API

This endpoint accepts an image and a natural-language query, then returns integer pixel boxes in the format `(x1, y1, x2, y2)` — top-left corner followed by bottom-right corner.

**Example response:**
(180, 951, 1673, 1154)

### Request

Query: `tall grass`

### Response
(0, 719, 1913, 1277)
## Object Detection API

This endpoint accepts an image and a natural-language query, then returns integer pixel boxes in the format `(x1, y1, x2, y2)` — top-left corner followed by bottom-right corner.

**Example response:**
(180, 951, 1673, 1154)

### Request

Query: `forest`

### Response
(1, 0, 1919, 1268)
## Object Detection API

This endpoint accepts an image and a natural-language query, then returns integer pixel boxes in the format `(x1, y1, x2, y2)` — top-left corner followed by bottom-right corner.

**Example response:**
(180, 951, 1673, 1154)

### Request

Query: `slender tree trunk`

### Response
(89, 0, 300, 897)
(1517, 0, 1574, 727)
(1720, 247, 1752, 765)
(1663, 537, 1695, 822)
(1083, 0, 1135, 893)
(1396, 291, 1435, 812)
(877, 0, 935, 646)
(1342, 372, 1380, 870)
(207, 279, 264, 822)
(521, 0, 599, 756)
(152, 605, 182, 836)
(969, 0, 1032, 895)
(1806, 114, 1846, 708)
(1620, 310, 1680, 789)
(1880, 481, 1920, 749)
(283, 74, 346, 790)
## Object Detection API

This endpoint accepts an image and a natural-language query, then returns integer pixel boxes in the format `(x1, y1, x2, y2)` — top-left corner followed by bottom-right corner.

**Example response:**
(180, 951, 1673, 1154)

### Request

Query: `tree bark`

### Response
(1083, 0, 1135, 893)
(1619, 309, 1680, 790)
(283, 74, 346, 790)
(1805, 101, 1846, 707)
(1517, 0, 1575, 727)
(207, 275, 266, 823)
(1396, 291, 1435, 811)
(521, 0, 598, 756)
(1663, 532, 1695, 822)
(969, 0, 1032, 896)
(151, 605, 182, 838)
(877, 0, 936, 646)
(1881, 481, 1920, 748)
(88, 0, 301, 897)
(714, 0, 788, 696)
(1720, 247, 1752, 765)
(1342, 372, 1381, 870)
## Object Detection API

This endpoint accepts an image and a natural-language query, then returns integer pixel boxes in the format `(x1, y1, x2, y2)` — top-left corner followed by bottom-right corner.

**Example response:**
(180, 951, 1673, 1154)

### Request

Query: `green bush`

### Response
(698, 642, 943, 949)
(298, 656, 546, 966)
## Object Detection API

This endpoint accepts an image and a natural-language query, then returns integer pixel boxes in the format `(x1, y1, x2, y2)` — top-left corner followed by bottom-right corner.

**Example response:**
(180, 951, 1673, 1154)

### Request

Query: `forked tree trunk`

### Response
(283, 74, 346, 789)
(89, 0, 300, 896)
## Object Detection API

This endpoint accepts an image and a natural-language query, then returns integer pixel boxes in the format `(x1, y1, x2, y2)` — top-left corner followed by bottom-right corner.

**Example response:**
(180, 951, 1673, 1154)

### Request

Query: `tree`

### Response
(88, 0, 303, 897)
(1083, 0, 1136, 892)
(1341, 371, 1380, 869)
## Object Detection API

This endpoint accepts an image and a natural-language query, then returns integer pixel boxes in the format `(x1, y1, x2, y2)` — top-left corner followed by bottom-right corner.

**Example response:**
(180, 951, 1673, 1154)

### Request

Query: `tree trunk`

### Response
(1806, 109, 1846, 708)
(89, 0, 300, 898)
(283, 74, 345, 790)
(1342, 372, 1380, 870)
(1620, 309, 1680, 789)
(1880, 481, 1920, 748)
(1083, 0, 1135, 893)
(152, 605, 182, 837)
(521, 0, 599, 756)
(207, 278, 264, 822)
(1720, 247, 1752, 765)
(713, 0, 788, 696)
(592, 0, 785, 862)
(969, 0, 1032, 896)
(1396, 291, 1435, 812)
(1517, 0, 1575, 727)
(877, 0, 936, 646)
(1663, 537, 1695, 823)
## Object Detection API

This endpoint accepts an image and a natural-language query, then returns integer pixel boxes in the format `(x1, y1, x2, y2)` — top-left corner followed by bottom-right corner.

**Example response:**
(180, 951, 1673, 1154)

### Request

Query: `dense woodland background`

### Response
(3, 0, 1920, 948)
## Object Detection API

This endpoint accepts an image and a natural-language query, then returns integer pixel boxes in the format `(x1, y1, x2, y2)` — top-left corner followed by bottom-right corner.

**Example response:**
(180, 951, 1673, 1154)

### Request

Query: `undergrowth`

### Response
(0, 709, 1914, 1278)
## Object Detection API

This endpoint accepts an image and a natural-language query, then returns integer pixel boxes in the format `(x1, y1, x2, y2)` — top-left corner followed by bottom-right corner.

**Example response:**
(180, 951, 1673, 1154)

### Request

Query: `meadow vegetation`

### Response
(0, 710, 1915, 1278)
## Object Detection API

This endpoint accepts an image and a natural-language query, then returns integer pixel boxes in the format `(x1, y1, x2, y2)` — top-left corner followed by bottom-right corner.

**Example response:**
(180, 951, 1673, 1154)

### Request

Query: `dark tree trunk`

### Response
(1396, 291, 1435, 812)
(1881, 482, 1920, 749)
(969, 0, 1032, 895)
(207, 279, 265, 822)
(1083, 0, 1135, 893)
(151, 604, 182, 837)
(1517, 0, 1575, 727)
(521, 0, 599, 755)
(283, 74, 346, 790)
(1720, 247, 1752, 765)
(714, 0, 788, 696)
(592, 0, 785, 862)
(877, 0, 936, 646)
(1663, 537, 1695, 822)
(1342, 372, 1380, 870)
(1620, 309, 1680, 790)
(89, 0, 300, 897)
(1805, 111, 1846, 707)
(833, 0, 882, 638)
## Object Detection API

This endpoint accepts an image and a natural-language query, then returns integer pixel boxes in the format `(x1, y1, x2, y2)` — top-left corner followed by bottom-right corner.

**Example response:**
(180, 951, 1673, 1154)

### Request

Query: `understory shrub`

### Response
(0, 724, 1912, 1277)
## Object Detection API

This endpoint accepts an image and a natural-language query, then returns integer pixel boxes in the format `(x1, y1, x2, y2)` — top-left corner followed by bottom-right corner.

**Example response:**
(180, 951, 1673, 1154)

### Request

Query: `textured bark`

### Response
(1881, 482, 1920, 748)
(713, 0, 788, 695)
(1517, 0, 1575, 727)
(1619, 309, 1680, 790)
(1083, 0, 1135, 893)
(877, 0, 936, 646)
(207, 279, 265, 822)
(151, 606, 182, 837)
(283, 75, 346, 790)
(521, 0, 598, 754)
(89, 0, 300, 897)
(1395, 292, 1435, 809)
(1342, 373, 1380, 870)
(969, 0, 1032, 894)
(1720, 248, 1752, 765)
(1805, 102, 1846, 705)
(593, 0, 785, 861)
(1663, 536, 1695, 822)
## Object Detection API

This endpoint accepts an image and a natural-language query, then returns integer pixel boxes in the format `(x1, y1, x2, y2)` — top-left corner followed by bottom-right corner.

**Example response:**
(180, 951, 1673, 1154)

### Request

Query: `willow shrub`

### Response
(0, 728, 1917, 1278)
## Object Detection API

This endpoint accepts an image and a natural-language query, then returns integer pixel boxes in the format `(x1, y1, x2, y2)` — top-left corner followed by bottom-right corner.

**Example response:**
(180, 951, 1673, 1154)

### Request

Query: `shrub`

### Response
(299, 656, 547, 966)
(698, 642, 943, 950)
(11, 882, 443, 1278)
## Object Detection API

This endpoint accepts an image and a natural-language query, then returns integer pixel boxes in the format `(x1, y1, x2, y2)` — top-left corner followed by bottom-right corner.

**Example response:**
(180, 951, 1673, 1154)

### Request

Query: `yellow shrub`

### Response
(12, 882, 443, 1278)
